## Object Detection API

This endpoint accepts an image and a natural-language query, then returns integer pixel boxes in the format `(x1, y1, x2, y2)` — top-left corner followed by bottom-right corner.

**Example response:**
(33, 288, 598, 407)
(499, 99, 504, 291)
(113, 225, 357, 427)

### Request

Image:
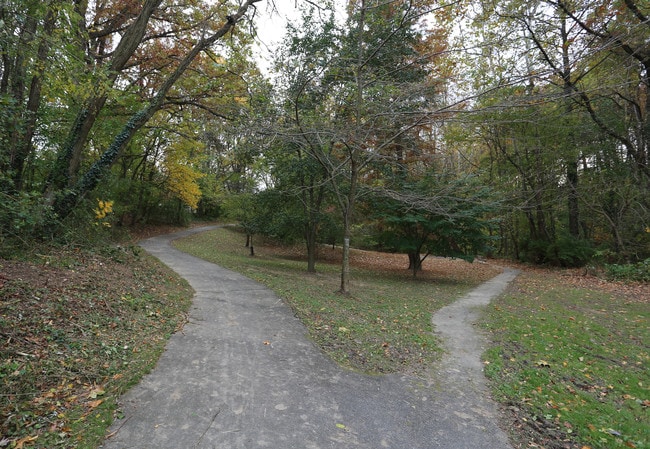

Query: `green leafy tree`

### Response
(461, 0, 649, 263)
(270, 5, 340, 272)
(0, 0, 65, 191)
(0, 0, 263, 239)
(273, 0, 452, 292)
(368, 173, 497, 277)
(50, 0, 262, 221)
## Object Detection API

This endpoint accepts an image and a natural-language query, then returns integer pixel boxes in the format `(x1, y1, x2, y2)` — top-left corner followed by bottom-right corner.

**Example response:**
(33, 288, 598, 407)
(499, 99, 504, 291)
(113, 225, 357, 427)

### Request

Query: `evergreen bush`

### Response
(605, 259, 650, 282)
(0, 191, 55, 256)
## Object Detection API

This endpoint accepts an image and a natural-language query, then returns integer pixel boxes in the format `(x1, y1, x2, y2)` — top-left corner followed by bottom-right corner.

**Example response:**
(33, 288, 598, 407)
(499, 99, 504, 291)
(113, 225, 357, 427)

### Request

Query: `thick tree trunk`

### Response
(408, 252, 422, 277)
(47, 0, 164, 192)
(50, 0, 262, 220)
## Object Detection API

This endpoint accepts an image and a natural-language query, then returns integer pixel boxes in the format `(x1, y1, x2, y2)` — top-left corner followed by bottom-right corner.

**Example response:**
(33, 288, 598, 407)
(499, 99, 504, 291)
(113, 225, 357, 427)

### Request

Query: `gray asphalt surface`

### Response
(101, 226, 518, 449)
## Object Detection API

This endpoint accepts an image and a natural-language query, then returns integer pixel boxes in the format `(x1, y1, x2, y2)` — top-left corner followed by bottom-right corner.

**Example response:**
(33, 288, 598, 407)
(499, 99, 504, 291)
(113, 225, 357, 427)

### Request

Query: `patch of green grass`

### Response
(481, 272, 649, 449)
(173, 226, 494, 375)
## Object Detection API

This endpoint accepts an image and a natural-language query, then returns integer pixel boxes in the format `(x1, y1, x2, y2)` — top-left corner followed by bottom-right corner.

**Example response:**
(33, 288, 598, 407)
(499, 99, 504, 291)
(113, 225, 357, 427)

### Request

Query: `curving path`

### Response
(101, 226, 518, 449)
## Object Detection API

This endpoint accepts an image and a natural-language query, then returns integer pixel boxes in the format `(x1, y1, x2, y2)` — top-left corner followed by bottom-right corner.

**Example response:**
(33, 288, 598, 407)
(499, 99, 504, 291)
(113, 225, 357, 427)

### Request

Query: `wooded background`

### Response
(1, 0, 648, 285)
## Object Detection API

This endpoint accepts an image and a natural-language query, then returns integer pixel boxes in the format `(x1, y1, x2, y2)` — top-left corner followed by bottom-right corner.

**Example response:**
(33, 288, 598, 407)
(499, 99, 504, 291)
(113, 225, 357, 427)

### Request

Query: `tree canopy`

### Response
(1, 0, 647, 273)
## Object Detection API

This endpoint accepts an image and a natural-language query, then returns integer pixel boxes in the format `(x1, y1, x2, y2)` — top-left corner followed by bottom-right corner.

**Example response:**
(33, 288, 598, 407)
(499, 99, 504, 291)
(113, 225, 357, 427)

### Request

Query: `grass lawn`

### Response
(481, 270, 649, 449)
(173, 225, 500, 375)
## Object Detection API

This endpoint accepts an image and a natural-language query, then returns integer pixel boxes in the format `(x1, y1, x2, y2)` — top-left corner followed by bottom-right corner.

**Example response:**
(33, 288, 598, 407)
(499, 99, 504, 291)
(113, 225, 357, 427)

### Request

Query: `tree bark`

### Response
(408, 252, 422, 277)
(52, 0, 262, 219)
(340, 235, 351, 294)
(560, 10, 580, 238)
(47, 0, 163, 192)
(305, 219, 318, 273)
(2, 2, 37, 188)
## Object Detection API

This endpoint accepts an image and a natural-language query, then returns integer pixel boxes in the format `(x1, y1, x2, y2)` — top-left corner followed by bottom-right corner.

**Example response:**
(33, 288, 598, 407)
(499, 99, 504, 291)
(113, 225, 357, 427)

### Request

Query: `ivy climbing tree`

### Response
(50, 0, 263, 220)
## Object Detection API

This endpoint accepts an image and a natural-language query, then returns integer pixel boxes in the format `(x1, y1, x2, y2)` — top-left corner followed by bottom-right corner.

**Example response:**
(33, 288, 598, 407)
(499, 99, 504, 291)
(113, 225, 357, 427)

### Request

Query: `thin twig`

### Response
(194, 409, 221, 448)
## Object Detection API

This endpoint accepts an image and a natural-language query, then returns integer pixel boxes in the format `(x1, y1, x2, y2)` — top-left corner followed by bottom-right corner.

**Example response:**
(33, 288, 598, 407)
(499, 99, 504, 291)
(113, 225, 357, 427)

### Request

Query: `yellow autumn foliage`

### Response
(164, 162, 203, 209)
(94, 199, 114, 220)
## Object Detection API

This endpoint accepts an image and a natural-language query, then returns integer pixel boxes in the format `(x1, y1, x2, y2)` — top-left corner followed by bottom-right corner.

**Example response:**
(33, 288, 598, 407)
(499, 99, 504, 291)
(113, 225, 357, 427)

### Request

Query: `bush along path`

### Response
(102, 227, 518, 449)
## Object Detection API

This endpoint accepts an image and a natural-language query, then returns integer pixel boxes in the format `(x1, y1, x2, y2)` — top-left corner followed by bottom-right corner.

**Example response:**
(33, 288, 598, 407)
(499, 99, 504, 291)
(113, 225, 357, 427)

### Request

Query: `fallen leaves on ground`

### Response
(0, 244, 192, 448)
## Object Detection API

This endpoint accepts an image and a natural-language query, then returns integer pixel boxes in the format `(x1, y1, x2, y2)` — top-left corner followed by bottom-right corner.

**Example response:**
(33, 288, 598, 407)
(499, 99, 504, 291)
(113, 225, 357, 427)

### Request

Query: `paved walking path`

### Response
(101, 226, 518, 449)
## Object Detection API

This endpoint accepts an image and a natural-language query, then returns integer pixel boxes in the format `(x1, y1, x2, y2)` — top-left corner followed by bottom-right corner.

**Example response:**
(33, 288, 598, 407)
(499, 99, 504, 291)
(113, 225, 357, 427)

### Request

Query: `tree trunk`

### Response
(2, 4, 37, 189)
(9, 4, 56, 190)
(340, 235, 350, 294)
(336, 167, 355, 294)
(560, 10, 581, 238)
(47, 0, 164, 192)
(306, 221, 318, 273)
(408, 252, 422, 277)
(339, 168, 355, 294)
(567, 160, 580, 237)
(302, 174, 325, 273)
(50, 0, 262, 220)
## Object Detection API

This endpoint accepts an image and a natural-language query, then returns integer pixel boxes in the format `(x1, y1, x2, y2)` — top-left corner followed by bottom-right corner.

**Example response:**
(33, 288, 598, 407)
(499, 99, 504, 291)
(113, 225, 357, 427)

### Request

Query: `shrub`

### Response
(545, 234, 594, 267)
(519, 235, 593, 267)
(605, 258, 650, 282)
(0, 191, 55, 256)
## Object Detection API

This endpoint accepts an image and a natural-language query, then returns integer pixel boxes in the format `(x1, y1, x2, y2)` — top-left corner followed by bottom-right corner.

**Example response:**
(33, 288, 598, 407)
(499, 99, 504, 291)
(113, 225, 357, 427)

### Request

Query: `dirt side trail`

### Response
(429, 269, 520, 445)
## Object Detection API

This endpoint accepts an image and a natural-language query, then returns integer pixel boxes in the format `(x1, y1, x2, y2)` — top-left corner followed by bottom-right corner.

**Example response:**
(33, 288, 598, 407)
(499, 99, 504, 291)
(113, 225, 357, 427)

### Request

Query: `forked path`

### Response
(102, 227, 518, 449)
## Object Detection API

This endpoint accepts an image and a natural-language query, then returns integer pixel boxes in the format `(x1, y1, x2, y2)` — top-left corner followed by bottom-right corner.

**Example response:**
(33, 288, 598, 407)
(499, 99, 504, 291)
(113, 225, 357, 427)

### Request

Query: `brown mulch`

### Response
(268, 242, 503, 284)
(561, 270, 649, 304)
(498, 260, 650, 304)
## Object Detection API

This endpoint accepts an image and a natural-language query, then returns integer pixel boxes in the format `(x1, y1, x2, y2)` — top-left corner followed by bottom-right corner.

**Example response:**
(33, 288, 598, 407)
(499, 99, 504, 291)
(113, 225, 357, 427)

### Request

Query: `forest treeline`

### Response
(1, 0, 648, 283)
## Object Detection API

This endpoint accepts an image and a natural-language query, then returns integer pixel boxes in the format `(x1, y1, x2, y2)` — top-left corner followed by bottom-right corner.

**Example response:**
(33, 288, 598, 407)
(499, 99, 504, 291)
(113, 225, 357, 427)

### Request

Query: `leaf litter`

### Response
(0, 244, 193, 448)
